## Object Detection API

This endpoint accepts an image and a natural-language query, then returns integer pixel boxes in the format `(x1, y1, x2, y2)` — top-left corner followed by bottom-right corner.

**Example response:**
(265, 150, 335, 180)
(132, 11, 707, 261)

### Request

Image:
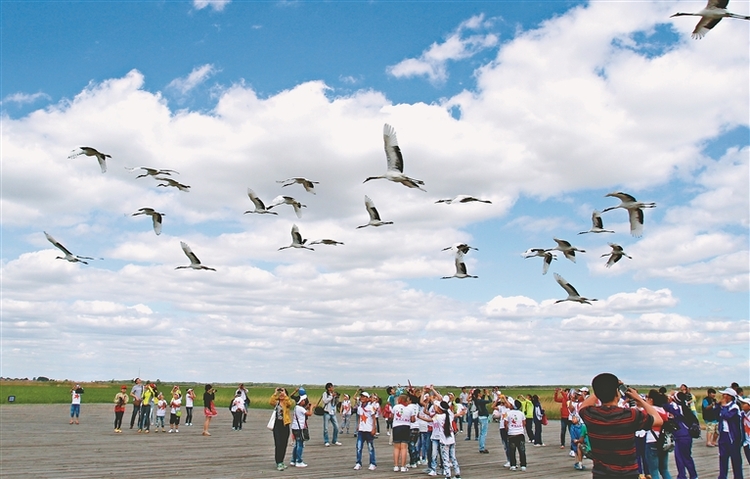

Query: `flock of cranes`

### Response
(53, 118, 660, 305)
(521, 190, 656, 304)
(49, 0, 749, 301)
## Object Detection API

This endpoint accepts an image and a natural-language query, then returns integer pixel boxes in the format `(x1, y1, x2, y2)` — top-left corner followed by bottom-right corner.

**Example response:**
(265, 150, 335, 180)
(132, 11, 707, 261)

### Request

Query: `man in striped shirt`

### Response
(579, 373, 663, 478)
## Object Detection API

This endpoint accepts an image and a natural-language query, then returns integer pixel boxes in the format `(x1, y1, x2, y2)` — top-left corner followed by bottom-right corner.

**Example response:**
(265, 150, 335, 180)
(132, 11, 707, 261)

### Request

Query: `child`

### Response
(571, 414, 590, 471)
(185, 388, 196, 426)
(169, 392, 181, 433)
(114, 385, 128, 433)
(155, 393, 167, 432)
(340, 394, 352, 434)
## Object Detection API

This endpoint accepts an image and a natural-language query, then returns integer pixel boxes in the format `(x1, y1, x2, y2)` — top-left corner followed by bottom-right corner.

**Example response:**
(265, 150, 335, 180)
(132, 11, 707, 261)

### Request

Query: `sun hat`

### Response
(298, 388, 307, 396)
(719, 388, 737, 397)
(360, 391, 370, 398)
(299, 394, 308, 401)
(580, 387, 589, 392)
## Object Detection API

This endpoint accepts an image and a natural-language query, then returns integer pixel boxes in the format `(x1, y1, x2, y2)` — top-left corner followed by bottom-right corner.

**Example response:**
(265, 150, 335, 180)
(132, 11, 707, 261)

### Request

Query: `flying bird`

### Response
(442, 252, 478, 279)
(68, 147, 111, 173)
(602, 192, 656, 237)
(554, 273, 597, 305)
(44, 231, 96, 264)
(126, 166, 179, 179)
(364, 123, 425, 191)
(244, 189, 278, 215)
(549, 238, 586, 263)
(309, 239, 345, 246)
(442, 243, 478, 255)
(602, 243, 632, 268)
(578, 210, 615, 234)
(279, 224, 314, 251)
(176, 242, 216, 271)
(356, 195, 393, 229)
(670, 0, 750, 39)
(155, 177, 191, 192)
(277, 177, 319, 194)
(268, 196, 307, 218)
(132, 208, 165, 235)
(435, 195, 491, 205)
(524, 249, 557, 275)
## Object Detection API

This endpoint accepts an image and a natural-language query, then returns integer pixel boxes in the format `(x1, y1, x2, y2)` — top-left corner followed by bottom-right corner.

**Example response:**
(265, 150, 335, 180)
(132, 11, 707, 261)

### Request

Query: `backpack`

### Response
(652, 419, 677, 455)
(688, 421, 701, 439)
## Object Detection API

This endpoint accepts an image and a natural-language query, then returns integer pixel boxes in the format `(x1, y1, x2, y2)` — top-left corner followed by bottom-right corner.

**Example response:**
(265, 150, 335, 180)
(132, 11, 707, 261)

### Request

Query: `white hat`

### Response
(580, 387, 589, 392)
(360, 391, 370, 398)
(736, 396, 750, 405)
(299, 394, 308, 401)
(719, 388, 738, 397)
(442, 395, 451, 402)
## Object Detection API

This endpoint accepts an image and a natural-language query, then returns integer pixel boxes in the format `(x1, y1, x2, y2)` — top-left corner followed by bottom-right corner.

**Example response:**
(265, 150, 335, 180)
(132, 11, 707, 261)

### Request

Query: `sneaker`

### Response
(334, 442, 342, 445)
(400, 467, 408, 472)
(325, 442, 330, 447)
(296, 462, 308, 468)
(569, 450, 576, 457)
(521, 467, 526, 471)
(479, 449, 489, 454)
(464, 437, 471, 441)
(289, 462, 297, 467)
(175, 429, 178, 433)
(276, 463, 284, 471)
(428, 470, 437, 476)
(394, 466, 400, 472)
(354, 464, 362, 470)
(503, 462, 511, 467)
(533, 443, 541, 447)
(387, 431, 391, 436)
(137, 429, 142, 433)
(368, 464, 377, 471)
(510, 466, 517, 471)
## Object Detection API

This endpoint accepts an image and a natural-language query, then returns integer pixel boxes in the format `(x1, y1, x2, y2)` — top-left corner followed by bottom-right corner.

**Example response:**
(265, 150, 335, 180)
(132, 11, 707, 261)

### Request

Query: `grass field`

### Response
(0, 380, 707, 422)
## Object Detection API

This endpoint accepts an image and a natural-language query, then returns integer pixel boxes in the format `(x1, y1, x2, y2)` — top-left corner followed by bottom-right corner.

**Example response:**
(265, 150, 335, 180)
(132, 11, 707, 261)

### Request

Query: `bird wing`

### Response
(693, 16, 722, 37)
(609, 243, 624, 253)
(542, 253, 554, 275)
(67, 149, 85, 159)
(455, 256, 468, 275)
(628, 208, 644, 237)
(291, 225, 303, 244)
(44, 231, 73, 256)
(364, 196, 381, 221)
(710, 0, 729, 10)
(247, 189, 266, 210)
(606, 192, 636, 203)
(383, 123, 404, 173)
(180, 242, 201, 265)
(592, 211, 604, 229)
(553, 238, 571, 248)
(96, 155, 107, 173)
(151, 213, 163, 235)
(554, 273, 580, 297)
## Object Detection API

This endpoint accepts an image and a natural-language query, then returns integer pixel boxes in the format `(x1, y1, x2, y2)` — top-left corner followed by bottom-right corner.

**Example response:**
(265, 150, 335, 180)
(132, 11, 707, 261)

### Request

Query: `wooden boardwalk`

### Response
(1, 404, 746, 478)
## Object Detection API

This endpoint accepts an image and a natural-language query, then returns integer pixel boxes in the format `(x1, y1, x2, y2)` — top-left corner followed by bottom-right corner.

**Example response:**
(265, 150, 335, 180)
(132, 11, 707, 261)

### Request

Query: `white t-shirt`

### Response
(185, 393, 194, 408)
(292, 405, 307, 430)
(341, 400, 352, 416)
(496, 405, 509, 429)
(506, 409, 525, 436)
(434, 412, 456, 445)
(392, 403, 415, 428)
(71, 390, 82, 405)
(170, 397, 182, 414)
(231, 396, 245, 413)
(357, 404, 375, 432)
(156, 399, 168, 417)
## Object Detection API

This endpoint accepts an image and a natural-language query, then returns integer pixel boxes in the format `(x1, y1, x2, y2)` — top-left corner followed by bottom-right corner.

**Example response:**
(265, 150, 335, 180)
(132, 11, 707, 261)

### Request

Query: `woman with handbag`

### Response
(291, 395, 313, 467)
(269, 388, 295, 471)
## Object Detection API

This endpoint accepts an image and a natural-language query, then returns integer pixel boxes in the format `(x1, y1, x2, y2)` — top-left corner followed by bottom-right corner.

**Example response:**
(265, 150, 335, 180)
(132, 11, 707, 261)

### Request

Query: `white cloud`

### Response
(167, 64, 218, 95)
(193, 0, 230, 12)
(2, 91, 51, 106)
(387, 14, 499, 83)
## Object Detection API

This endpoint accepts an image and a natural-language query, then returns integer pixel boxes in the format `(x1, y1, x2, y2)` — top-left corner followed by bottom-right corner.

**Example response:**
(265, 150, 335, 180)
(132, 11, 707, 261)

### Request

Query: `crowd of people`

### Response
(67, 376, 750, 478)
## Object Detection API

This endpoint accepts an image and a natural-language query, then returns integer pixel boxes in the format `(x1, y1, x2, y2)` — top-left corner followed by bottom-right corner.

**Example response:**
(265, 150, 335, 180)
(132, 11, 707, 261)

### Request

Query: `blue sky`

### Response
(1, 0, 748, 387)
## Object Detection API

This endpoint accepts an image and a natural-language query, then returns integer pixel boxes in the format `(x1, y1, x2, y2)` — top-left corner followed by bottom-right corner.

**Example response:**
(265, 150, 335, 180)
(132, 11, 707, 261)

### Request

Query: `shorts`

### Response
(392, 425, 410, 443)
(705, 421, 718, 435)
(70, 404, 81, 417)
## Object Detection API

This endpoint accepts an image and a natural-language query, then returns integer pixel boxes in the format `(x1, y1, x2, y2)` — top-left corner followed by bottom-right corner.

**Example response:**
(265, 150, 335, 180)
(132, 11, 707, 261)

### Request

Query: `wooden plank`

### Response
(0, 405, 746, 478)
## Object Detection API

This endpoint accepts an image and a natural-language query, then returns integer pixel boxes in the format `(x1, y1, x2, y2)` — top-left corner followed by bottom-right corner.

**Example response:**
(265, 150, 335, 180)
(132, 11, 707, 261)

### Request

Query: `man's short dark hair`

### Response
(707, 388, 716, 394)
(592, 373, 619, 403)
